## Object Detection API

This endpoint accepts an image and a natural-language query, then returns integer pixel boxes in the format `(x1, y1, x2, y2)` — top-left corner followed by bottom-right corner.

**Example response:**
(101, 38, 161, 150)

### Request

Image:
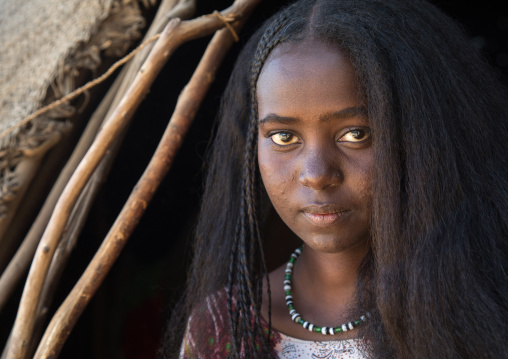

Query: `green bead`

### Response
(225, 342, 232, 352)
(208, 337, 214, 346)
(283, 248, 370, 338)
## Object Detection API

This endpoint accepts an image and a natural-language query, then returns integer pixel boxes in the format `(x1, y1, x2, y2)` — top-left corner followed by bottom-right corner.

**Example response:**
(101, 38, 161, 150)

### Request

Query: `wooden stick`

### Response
(0, 9, 198, 357)
(0, 82, 118, 314)
(23, 2, 200, 355)
(0, 0, 195, 318)
(111, 0, 196, 107)
(1, 2, 197, 355)
(33, 5, 259, 358)
(5, 1, 259, 358)
(6, 18, 184, 359)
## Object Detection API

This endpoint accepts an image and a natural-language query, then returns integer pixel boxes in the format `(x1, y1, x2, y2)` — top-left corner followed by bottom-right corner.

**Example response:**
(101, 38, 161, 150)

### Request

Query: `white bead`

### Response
(283, 248, 370, 337)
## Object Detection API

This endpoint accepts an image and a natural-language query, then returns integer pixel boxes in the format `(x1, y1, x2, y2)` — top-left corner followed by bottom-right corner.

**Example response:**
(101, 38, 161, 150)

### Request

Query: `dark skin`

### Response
(257, 39, 373, 341)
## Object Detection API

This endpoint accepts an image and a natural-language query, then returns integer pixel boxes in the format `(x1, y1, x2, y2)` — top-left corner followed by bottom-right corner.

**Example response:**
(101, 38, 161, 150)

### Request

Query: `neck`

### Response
(293, 242, 369, 309)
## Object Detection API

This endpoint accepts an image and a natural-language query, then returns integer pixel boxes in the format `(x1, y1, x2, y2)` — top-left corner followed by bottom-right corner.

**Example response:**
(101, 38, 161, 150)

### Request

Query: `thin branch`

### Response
(0, 1, 197, 355)
(0, 34, 161, 141)
(5, 1, 260, 358)
(0, 0, 195, 319)
(33, 7, 258, 359)
(0, 79, 119, 314)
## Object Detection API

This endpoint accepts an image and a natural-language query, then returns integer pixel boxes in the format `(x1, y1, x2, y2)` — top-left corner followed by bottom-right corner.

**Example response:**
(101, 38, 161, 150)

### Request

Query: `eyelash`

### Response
(268, 127, 371, 147)
(269, 132, 300, 146)
(338, 127, 371, 143)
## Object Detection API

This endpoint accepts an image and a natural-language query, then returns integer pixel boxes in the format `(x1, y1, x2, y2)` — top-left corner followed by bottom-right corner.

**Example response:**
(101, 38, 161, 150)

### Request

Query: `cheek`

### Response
(258, 146, 297, 209)
(357, 167, 373, 202)
(344, 151, 374, 203)
(356, 156, 374, 208)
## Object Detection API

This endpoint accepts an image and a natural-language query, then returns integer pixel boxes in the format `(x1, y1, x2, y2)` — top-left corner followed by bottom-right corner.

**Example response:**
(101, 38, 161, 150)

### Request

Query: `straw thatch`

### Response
(0, 0, 147, 227)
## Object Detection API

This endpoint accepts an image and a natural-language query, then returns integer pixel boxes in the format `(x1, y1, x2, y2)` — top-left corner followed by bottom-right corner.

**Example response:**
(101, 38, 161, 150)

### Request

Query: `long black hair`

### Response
(163, 0, 508, 358)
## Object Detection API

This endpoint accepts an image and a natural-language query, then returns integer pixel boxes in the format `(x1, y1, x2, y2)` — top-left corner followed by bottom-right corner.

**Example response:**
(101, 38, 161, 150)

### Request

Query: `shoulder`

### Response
(180, 288, 233, 358)
(180, 287, 283, 358)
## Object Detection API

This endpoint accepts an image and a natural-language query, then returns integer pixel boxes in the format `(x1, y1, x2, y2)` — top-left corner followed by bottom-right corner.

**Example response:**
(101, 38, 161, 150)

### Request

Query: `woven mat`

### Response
(0, 0, 117, 137)
(0, 0, 145, 218)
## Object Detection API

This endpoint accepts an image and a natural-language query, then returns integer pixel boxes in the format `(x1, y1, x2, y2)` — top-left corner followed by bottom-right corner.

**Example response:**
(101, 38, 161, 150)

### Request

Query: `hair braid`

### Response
(230, 196, 256, 355)
(238, 203, 258, 354)
(226, 219, 241, 356)
(226, 9, 297, 357)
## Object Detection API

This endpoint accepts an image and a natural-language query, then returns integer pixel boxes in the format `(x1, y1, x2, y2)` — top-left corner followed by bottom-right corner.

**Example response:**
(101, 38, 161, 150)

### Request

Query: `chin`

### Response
(303, 237, 359, 254)
(299, 230, 371, 254)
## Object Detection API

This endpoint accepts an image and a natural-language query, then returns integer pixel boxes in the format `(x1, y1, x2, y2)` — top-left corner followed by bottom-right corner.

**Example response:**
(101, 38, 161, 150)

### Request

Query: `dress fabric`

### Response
(274, 333, 363, 359)
(179, 288, 365, 359)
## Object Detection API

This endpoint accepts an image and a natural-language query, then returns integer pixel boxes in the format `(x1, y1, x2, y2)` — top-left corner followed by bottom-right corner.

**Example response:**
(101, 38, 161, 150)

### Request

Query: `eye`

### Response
(338, 128, 371, 143)
(270, 132, 300, 146)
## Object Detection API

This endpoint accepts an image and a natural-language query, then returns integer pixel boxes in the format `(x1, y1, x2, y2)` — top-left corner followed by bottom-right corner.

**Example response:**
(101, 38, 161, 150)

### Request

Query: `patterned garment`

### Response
(180, 288, 366, 358)
(275, 333, 364, 359)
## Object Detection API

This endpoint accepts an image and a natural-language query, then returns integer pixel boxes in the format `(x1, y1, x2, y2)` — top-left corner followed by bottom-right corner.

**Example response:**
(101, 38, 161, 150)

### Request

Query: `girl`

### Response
(164, 0, 508, 357)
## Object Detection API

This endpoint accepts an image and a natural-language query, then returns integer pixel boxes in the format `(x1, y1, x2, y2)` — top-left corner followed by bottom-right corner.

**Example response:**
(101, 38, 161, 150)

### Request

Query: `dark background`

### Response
(1, 0, 507, 358)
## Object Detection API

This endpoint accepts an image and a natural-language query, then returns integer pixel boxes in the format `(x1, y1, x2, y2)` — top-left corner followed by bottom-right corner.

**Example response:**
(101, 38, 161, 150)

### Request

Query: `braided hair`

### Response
(226, 4, 305, 356)
(164, 0, 508, 358)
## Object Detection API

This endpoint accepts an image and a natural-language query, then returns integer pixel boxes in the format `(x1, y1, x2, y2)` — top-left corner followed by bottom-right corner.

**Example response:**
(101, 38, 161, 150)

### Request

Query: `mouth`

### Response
(301, 204, 350, 226)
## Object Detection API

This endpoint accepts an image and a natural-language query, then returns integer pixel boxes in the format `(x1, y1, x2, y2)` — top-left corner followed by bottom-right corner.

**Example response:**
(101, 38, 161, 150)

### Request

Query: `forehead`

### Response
(256, 39, 360, 119)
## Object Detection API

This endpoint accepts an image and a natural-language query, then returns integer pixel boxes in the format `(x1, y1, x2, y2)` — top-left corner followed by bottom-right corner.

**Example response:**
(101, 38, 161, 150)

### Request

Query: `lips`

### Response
(301, 204, 350, 226)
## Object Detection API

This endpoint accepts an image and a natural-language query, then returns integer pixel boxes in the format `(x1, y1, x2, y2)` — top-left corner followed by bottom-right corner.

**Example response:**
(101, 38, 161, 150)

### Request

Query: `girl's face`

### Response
(257, 39, 373, 253)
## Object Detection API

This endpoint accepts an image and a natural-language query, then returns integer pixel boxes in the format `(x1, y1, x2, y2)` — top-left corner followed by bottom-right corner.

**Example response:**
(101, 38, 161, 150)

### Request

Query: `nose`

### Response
(298, 146, 343, 190)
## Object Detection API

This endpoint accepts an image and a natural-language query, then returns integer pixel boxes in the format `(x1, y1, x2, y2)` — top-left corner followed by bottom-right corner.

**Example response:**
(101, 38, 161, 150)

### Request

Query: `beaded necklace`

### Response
(284, 246, 369, 336)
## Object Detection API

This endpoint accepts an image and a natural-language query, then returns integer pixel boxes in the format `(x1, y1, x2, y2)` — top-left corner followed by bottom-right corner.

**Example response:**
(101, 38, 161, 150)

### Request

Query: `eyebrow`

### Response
(258, 106, 367, 124)
(321, 107, 368, 122)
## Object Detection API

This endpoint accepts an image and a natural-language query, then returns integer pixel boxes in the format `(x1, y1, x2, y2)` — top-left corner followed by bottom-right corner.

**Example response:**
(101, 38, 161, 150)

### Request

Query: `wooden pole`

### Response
(0, 0, 196, 318)
(34, 5, 259, 358)
(5, 1, 260, 358)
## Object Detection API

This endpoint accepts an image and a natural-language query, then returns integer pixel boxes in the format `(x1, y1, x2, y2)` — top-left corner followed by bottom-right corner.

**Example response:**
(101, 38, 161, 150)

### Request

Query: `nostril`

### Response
(298, 155, 342, 190)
